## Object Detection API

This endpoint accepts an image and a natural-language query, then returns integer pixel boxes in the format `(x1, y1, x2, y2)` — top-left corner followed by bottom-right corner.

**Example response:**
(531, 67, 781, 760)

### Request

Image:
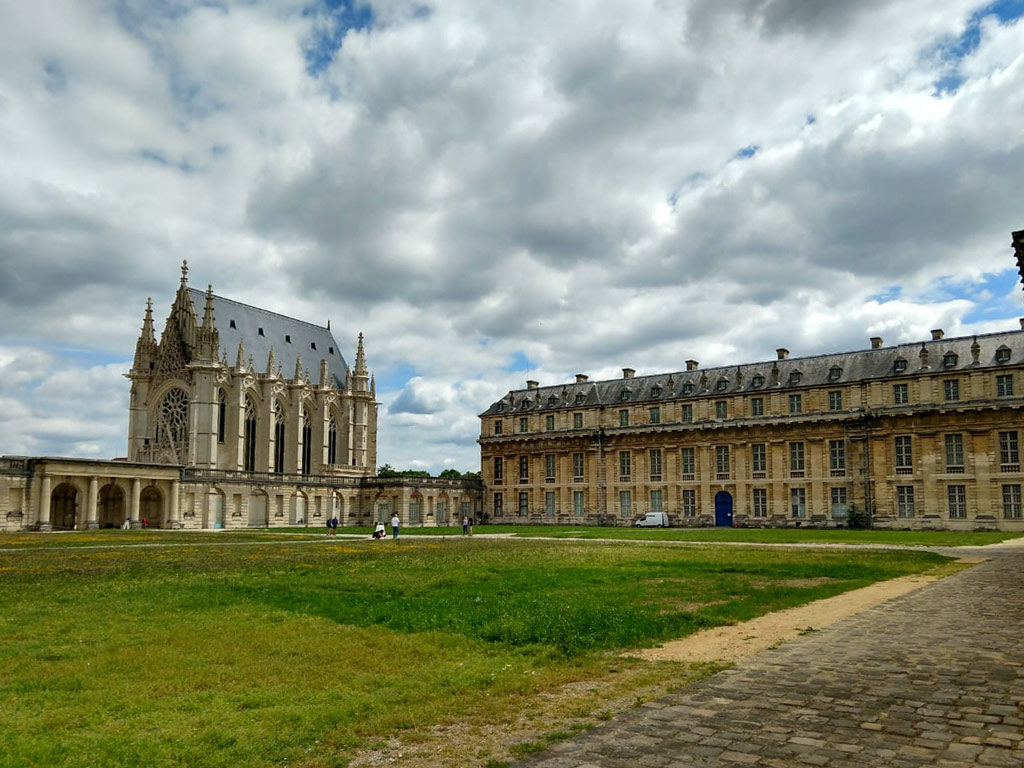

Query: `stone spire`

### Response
(132, 297, 157, 372)
(319, 359, 329, 388)
(353, 333, 370, 392)
(236, 339, 246, 370)
(294, 353, 303, 382)
(266, 347, 276, 376)
(195, 285, 220, 363)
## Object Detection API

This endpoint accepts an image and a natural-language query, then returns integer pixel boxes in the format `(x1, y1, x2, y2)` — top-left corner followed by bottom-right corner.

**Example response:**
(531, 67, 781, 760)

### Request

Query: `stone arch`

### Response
(248, 489, 269, 527)
(436, 492, 451, 525)
(208, 487, 227, 529)
(51, 482, 79, 530)
(408, 491, 423, 524)
(98, 483, 126, 528)
(293, 490, 308, 524)
(140, 485, 164, 528)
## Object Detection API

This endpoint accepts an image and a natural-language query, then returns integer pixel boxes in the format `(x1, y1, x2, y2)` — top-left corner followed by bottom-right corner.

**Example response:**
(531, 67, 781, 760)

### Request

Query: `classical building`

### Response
(479, 324, 1024, 531)
(1, 263, 481, 532)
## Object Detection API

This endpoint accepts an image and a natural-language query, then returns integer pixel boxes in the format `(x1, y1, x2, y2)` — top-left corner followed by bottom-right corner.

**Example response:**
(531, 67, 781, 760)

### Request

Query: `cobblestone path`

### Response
(514, 550, 1024, 767)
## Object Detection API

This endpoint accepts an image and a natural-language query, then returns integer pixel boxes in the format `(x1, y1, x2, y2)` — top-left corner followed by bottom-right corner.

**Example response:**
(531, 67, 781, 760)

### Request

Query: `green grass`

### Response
(0, 533, 951, 767)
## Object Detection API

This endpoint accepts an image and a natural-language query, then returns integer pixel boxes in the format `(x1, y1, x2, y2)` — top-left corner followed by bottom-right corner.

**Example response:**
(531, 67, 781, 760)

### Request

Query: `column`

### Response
(38, 475, 52, 531)
(86, 477, 99, 529)
(169, 480, 181, 528)
(130, 478, 141, 528)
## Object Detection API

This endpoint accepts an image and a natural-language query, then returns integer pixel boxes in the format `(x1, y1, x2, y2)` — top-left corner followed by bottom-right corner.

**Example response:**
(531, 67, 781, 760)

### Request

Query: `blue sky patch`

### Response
(933, 1, 1024, 94)
(962, 268, 1023, 324)
(505, 350, 535, 373)
(735, 144, 759, 159)
(304, 0, 375, 76)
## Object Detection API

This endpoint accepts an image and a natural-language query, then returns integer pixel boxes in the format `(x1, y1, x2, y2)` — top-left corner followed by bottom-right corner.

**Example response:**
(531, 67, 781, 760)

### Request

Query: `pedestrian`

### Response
(326, 516, 332, 536)
(373, 520, 386, 540)
(122, 518, 130, 530)
(468, 516, 473, 536)
(462, 515, 469, 536)
(391, 512, 400, 541)
(331, 515, 339, 535)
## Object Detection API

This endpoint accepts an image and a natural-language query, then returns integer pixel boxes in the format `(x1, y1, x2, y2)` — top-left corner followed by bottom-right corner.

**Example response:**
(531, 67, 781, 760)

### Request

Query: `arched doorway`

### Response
(98, 483, 126, 528)
(714, 491, 734, 527)
(248, 491, 268, 527)
(51, 483, 79, 530)
(140, 486, 164, 528)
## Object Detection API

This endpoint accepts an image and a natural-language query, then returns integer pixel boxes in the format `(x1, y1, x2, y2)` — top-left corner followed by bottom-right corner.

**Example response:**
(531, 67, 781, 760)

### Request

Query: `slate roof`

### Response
(480, 327, 1024, 416)
(188, 288, 349, 388)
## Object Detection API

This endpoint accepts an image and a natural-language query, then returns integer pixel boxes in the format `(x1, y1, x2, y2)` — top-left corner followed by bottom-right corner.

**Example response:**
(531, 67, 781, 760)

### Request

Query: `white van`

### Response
(634, 511, 669, 528)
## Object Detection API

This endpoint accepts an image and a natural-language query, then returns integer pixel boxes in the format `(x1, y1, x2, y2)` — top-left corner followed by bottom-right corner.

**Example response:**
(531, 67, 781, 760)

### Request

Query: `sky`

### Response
(2, 0, 1024, 474)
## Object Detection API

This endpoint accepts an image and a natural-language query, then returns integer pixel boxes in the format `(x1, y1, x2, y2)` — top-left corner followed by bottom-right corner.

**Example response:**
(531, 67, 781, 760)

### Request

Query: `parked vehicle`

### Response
(634, 511, 669, 528)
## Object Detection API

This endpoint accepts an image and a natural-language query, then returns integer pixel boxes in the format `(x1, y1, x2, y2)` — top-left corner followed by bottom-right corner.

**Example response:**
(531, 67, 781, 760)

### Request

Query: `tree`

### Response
(438, 469, 462, 478)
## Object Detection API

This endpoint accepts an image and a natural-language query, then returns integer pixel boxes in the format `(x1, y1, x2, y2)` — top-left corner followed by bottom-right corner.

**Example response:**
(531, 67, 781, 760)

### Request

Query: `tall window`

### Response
(682, 489, 696, 517)
(619, 490, 632, 518)
(649, 449, 662, 480)
(545, 453, 556, 481)
(518, 416, 528, 433)
(788, 394, 802, 414)
(997, 374, 1014, 397)
(944, 434, 964, 472)
(545, 414, 555, 432)
(493, 420, 503, 435)
(790, 488, 806, 517)
(573, 412, 583, 429)
(1002, 485, 1022, 519)
(828, 390, 842, 411)
(327, 415, 338, 465)
(545, 491, 556, 516)
(155, 387, 190, 463)
(750, 397, 764, 416)
(947, 485, 966, 519)
(618, 451, 631, 480)
(217, 390, 226, 443)
(519, 456, 529, 483)
(999, 431, 1020, 470)
(789, 442, 805, 476)
(681, 404, 693, 423)
(943, 379, 960, 402)
(573, 490, 584, 516)
(681, 447, 695, 479)
(518, 492, 529, 516)
(893, 383, 909, 405)
(619, 409, 629, 427)
(752, 488, 768, 517)
(715, 446, 730, 479)
(493, 493, 503, 516)
(715, 401, 728, 419)
(829, 440, 846, 476)
(273, 402, 285, 474)
(649, 406, 661, 424)
(830, 487, 848, 518)
(300, 409, 312, 476)
(408, 498, 421, 524)
(243, 397, 257, 472)
(572, 452, 584, 481)
(650, 490, 663, 514)
(493, 456, 503, 482)
(894, 436, 912, 474)
(897, 486, 915, 518)
(751, 443, 767, 477)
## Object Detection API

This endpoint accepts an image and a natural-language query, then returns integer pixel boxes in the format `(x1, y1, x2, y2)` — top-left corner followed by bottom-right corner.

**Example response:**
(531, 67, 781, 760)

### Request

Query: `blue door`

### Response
(714, 491, 733, 527)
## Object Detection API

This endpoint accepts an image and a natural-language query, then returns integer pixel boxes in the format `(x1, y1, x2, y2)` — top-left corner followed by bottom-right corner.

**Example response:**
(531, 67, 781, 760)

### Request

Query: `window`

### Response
(618, 451, 631, 480)
(943, 379, 960, 402)
(715, 378, 728, 392)
(217, 390, 226, 443)
(650, 490, 663, 514)
(681, 447, 695, 479)
(545, 491, 555, 516)
(273, 402, 285, 474)
(493, 493, 503, 516)
(751, 374, 765, 388)
(996, 346, 1012, 364)
(651, 385, 662, 397)
(493, 457, 503, 483)
(682, 404, 693, 422)
(619, 490, 632, 518)
(682, 489, 696, 517)
(682, 382, 695, 395)
(944, 434, 964, 472)
(494, 420, 503, 435)
(789, 442, 805, 476)
(572, 452, 584, 481)
(895, 436, 912, 474)
(519, 456, 529, 483)
(893, 383, 909, 405)
(828, 390, 842, 411)
(408, 498, 420, 524)
(327, 416, 338, 465)
(575, 393, 586, 405)
(829, 440, 846, 476)
(518, 416, 528, 433)
(750, 397, 764, 416)
(830, 487, 848, 518)
(545, 453, 556, 482)
(573, 412, 584, 429)
(649, 406, 661, 424)
(790, 487, 806, 517)
(788, 394, 802, 414)
(751, 443, 767, 477)
(715, 400, 728, 419)
(545, 414, 555, 432)
(518, 492, 529, 516)
(620, 389, 631, 401)
(997, 374, 1014, 397)
(243, 397, 257, 472)
(947, 485, 966, 519)
(1003, 485, 1022, 519)
(619, 409, 629, 427)
(789, 371, 802, 385)
(897, 486, 915, 518)
(649, 449, 662, 480)
(300, 410, 312, 476)
(573, 490, 584, 516)
(943, 352, 958, 369)
(894, 358, 908, 374)
(752, 488, 768, 517)
(715, 446, 730, 479)
(828, 366, 842, 382)
(999, 431, 1020, 471)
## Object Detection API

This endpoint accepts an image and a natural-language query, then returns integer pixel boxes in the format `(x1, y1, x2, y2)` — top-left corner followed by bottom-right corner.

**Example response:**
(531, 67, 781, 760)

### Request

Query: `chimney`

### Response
(870, 337, 883, 349)
(575, 373, 588, 383)
(622, 368, 635, 379)
(776, 348, 789, 360)
(526, 380, 538, 390)
(685, 360, 699, 371)
(931, 329, 944, 340)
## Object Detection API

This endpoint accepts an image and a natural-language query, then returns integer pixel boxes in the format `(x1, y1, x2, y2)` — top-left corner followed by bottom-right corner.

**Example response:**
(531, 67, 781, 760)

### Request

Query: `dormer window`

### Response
(996, 346, 1011, 364)
(682, 382, 695, 395)
(750, 374, 764, 388)
(894, 358, 908, 374)
(828, 366, 842, 382)
(620, 389, 631, 401)
(650, 385, 662, 397)
(547, 395, 558, 407)
(788, 371, 802, 385)
(328, 347, 334, 355)
(715, 378, 728, 392)
(575, 393, 586, 405)
(943, 352, 958, 369)
(496, 403, 505, 412)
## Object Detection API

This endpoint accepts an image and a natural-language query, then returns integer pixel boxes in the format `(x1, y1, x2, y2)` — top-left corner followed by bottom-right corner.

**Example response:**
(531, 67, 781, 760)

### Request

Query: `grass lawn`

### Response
(0, 532, 951, 767)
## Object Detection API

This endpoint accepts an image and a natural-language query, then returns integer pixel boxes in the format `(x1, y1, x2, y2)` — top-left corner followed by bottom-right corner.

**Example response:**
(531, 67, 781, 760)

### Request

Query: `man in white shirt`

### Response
(391, 513, 400, 540)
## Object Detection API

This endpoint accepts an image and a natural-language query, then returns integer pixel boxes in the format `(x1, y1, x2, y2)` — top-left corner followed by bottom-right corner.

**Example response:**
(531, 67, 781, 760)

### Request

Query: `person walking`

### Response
(462, 515, 469, 536)
(391, 512, 400, 541)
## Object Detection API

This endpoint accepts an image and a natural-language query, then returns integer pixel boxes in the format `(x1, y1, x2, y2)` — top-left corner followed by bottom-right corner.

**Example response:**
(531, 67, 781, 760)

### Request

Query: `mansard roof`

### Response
(480, 326, 1024, 416)
(187, 288, 349, 388)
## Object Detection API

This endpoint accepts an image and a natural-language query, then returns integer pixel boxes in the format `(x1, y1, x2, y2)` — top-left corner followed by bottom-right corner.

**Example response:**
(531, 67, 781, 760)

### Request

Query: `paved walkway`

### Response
(514, 549, 1024, 767)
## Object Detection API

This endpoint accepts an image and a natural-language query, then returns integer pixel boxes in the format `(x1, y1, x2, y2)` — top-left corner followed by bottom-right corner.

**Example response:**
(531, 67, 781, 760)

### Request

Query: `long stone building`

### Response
(0, 263, 481, 532)
(478, 228, 1024, 531)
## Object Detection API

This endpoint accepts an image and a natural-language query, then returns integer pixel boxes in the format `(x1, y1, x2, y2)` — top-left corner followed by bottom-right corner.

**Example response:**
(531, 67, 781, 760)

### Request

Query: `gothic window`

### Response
(327, 415, 338, 465)
(243, 398, 257, 472)
(217, 390, 226, 443)
(273, 401, 285, 474)
(154, 387, 189, 463)
(300, 408, 312, 476)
